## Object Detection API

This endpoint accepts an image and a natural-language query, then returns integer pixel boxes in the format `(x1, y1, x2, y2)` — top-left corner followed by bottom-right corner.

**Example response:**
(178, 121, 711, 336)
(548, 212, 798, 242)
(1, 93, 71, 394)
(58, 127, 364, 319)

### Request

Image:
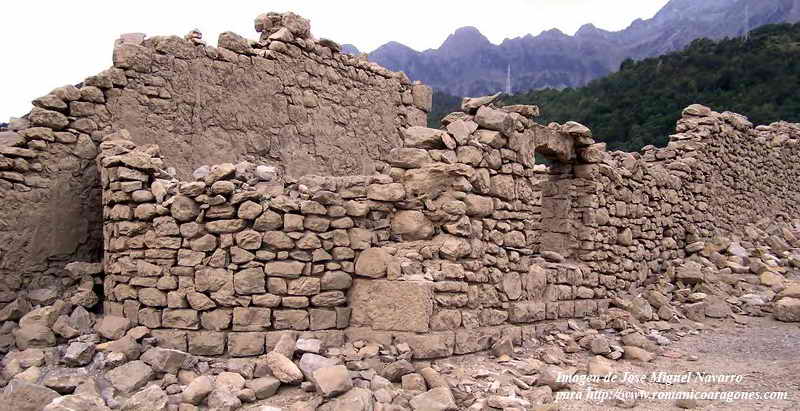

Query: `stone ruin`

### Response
(2, 10, 800, 410)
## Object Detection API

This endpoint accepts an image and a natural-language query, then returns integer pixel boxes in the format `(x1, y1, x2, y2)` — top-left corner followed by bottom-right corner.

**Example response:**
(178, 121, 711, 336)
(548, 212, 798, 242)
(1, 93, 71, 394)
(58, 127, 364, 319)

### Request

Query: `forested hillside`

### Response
(430, 23, 800, 151)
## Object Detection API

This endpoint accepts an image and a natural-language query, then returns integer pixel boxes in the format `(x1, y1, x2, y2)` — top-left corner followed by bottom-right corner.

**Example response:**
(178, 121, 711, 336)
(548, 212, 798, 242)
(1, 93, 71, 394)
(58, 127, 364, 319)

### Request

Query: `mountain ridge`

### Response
(364, 0, 800, 96)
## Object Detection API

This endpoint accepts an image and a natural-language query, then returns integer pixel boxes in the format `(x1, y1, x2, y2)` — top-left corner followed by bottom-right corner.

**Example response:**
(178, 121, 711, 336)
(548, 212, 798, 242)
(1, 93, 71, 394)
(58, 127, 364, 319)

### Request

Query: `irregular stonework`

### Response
(91, 92, 800, 357)
(95, 96, 566, 355)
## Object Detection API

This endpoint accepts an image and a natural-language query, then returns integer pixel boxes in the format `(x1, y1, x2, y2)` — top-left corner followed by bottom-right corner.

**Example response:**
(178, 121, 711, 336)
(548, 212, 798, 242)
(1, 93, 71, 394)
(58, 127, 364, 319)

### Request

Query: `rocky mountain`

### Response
(367, 0, 800, 96)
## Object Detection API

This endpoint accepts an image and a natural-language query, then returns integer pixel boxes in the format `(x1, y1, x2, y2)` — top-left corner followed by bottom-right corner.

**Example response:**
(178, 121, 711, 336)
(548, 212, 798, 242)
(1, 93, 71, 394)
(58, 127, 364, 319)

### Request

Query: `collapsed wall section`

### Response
(94, 95, 800, 359)
(345, 108, 614, 357)
(98, 135, 390, 356)
(95, 100, 619, 358)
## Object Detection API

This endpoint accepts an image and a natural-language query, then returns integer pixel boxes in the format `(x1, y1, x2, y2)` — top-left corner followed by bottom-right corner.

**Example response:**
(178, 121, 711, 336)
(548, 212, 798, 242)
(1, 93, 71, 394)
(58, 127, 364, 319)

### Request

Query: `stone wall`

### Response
(107, 15, 429, 179)
(98, 134, 384, 356)
(570, 105, 800, 288)
(0, 12, 428, 311)
(95, 100, 615, 358)
(6, 12, 800, 360)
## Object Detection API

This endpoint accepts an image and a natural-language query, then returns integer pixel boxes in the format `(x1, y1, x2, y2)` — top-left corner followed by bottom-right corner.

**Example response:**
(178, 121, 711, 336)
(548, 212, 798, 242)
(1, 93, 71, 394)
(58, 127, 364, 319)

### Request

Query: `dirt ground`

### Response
(591, 316, 800, 411)
(249, 316, 799, 410)
(440, 316, 800, 410)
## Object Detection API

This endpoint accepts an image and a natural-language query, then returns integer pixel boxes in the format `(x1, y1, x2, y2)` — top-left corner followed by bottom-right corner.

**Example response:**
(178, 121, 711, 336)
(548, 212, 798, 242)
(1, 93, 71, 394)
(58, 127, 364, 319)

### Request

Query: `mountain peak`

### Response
(438, 26, 492, 56)
(452, 26, 485, 37)
(366, 0, 796, 98)
(539, 28, 568, 38)
(576, 23, 598, 36)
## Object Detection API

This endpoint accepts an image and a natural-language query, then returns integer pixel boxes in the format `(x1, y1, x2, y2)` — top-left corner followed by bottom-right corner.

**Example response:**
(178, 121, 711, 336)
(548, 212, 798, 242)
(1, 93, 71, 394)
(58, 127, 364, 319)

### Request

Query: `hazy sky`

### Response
(0, 0, 670, 118)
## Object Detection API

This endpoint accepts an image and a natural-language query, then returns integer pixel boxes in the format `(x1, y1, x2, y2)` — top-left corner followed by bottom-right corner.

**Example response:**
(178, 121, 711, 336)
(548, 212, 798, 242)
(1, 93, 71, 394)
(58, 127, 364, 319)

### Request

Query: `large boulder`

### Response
(402, 127, 448, 149)
(14, 324, 56, 349)
(623, 346, 655, 362)
(1, 381, 61, 411)
(105, 361, 153, 393)
(63, 342, 96, 366)
(170, 195, 200, 222)
(676, 261, 704, 284)
(388, 148, 432, 169)
(318, 387, 374, 411)
(461, 93, 501, 113)
(534, 124, 575, 162)
(140, 347, 189, 373)
(475, 106, 513, 136)
(409, 386, 457, 410)
(207, 388, 242, 410)
(121, 385, 167, 411)
(313, 365, 353, 397)
(95, 316, 131, 340)
(298, 353, 338, 382)
(354, 248, 390, 278)
(774, 297, 800, 322)
(182, 375, 213, 404)
(265, 352, 303, 384)
(43, 394, 111, 411)
(246, 376, 280, 400)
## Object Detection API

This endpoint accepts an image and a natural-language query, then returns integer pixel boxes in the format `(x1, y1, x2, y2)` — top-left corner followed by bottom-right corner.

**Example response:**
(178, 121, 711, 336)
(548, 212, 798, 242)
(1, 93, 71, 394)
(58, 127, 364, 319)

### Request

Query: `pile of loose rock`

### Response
(0, 310, 471, 411)
(615, 218, 800, 327)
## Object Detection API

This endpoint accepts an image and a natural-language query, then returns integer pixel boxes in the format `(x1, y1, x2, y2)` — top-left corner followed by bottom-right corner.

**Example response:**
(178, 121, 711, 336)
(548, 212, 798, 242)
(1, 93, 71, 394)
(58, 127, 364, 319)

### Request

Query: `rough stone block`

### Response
(454, 326, 502, 354)
(393, 332, 455, 359)
(350, 279, 433, 332)
(229, 332, 266, 356)
(188, 331, 225, 356)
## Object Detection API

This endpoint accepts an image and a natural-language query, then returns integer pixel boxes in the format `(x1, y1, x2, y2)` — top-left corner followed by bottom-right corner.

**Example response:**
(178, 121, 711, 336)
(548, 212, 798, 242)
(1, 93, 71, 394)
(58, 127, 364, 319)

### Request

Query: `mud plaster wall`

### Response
(0, 128, 101, 305)
(107, 33, 429, 179)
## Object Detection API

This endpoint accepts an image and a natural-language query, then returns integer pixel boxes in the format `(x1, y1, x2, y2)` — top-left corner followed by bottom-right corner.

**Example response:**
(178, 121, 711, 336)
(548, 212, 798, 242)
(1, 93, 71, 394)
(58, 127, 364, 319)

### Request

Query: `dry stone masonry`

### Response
(92, 91, 800, 360)
(3, 11, 800, 364)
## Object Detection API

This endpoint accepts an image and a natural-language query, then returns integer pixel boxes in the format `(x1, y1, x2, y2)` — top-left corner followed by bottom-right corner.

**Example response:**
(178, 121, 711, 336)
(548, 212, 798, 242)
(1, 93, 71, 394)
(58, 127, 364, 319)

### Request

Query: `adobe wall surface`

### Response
(0, 125, 102, 306)
(0, 12, 428, 310)
(108, 25, 429, 179)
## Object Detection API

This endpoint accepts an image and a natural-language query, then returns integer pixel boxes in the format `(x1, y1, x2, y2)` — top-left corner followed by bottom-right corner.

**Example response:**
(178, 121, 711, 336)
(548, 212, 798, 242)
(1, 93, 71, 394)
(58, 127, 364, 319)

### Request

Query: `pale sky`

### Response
(0, 0, 669, 119)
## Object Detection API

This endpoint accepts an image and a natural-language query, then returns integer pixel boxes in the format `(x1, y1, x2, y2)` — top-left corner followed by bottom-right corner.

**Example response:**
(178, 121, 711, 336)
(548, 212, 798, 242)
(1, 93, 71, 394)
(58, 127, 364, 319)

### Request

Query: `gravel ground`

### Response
(555, 316, 800, 410)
